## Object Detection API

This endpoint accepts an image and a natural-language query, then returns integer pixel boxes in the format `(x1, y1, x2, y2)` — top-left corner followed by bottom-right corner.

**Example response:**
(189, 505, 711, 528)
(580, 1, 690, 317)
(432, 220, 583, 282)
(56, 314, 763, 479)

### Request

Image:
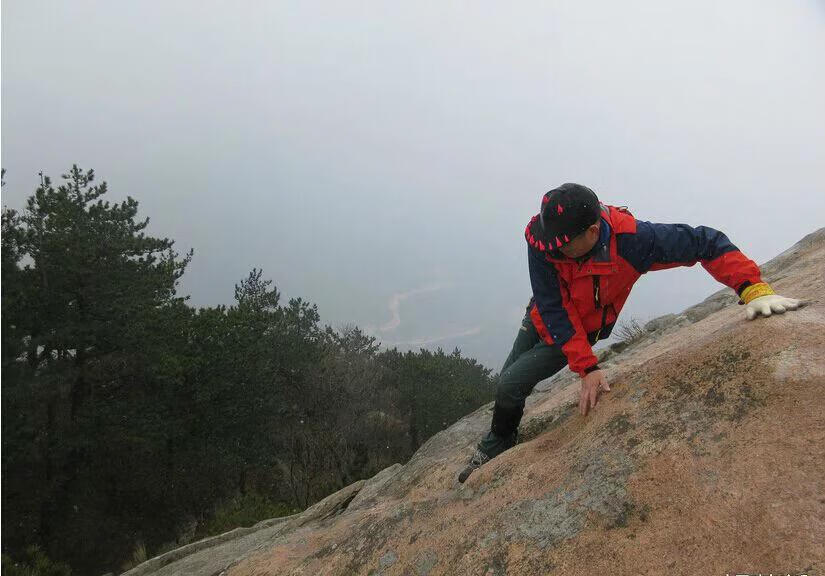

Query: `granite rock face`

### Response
(125, 228, 825, 576)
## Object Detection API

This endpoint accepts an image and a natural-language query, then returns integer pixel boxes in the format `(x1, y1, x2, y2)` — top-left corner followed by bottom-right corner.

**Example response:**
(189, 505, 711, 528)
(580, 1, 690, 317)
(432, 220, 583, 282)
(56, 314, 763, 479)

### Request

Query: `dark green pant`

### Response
(477, 309, 570, 459)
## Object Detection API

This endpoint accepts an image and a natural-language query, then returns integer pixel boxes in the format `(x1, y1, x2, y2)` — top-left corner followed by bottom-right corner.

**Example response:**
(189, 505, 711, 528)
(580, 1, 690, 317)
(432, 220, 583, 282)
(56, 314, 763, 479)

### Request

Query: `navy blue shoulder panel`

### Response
(617, 220, 740, 274)
(615, 223, 650, 274)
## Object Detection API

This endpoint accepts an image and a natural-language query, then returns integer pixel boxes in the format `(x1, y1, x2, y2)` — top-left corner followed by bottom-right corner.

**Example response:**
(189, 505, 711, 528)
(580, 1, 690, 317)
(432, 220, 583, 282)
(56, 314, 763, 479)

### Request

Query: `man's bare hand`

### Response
(579, 369, 610, 416)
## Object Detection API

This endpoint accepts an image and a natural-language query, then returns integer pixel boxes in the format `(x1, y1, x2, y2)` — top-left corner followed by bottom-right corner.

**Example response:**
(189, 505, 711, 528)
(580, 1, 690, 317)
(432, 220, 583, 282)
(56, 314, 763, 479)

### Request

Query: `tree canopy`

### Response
(1, 166, 497, 575)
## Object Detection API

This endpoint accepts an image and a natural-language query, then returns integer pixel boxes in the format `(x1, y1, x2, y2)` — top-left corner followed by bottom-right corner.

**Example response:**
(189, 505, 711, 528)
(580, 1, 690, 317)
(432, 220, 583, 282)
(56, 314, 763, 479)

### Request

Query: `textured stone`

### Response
(125, 228, 825, 576)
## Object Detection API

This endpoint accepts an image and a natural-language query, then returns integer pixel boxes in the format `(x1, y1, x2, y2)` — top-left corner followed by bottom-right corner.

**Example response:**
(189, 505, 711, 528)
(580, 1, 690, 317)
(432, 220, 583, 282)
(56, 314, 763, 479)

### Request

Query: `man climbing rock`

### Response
(458, 183, 801, 483)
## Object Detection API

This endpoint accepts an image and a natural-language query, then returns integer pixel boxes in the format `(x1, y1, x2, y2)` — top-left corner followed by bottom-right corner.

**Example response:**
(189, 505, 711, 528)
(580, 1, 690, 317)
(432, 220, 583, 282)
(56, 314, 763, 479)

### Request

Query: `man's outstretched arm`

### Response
(618, 220, 801, 319)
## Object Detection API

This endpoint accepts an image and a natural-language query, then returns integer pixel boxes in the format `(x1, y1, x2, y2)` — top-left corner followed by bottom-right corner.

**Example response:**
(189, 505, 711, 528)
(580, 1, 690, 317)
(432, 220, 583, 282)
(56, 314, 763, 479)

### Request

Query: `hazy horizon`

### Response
(3, 1, 824, 370)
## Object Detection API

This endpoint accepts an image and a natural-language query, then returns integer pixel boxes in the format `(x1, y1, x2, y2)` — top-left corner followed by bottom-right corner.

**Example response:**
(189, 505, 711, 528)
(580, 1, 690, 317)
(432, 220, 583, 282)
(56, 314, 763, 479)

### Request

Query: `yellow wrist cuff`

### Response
(740, 282, 775, 305)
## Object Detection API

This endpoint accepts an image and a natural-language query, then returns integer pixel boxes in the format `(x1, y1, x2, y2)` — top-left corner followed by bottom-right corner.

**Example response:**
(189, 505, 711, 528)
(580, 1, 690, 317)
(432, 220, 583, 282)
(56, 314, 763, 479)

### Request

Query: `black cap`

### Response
(538, 183, 601, 249)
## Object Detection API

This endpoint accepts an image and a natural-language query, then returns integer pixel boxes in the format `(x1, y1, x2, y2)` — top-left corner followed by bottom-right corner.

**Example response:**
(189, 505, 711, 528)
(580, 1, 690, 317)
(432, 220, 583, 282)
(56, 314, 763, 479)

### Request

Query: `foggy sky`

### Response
(3, 1, 824, 370)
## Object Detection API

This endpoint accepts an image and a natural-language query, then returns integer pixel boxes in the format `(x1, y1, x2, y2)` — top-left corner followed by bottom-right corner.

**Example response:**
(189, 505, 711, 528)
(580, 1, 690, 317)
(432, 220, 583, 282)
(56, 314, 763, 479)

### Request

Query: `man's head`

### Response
(558, 221, 601, 259)
(538, 183, 602, 258)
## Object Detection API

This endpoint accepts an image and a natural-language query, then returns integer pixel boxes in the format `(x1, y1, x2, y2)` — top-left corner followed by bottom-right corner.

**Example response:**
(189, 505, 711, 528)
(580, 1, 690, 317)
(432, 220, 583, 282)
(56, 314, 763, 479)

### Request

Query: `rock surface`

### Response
(125, 229, 825, 576)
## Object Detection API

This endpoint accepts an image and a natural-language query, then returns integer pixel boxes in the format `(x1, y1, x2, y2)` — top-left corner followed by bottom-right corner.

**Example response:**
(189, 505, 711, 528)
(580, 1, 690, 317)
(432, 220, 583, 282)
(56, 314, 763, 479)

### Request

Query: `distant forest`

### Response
(1, 167, 497, 575)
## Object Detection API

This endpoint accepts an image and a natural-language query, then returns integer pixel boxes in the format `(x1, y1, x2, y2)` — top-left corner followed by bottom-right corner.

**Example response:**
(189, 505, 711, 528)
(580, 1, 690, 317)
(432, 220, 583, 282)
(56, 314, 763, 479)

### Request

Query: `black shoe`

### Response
(458, 448, 491, 483)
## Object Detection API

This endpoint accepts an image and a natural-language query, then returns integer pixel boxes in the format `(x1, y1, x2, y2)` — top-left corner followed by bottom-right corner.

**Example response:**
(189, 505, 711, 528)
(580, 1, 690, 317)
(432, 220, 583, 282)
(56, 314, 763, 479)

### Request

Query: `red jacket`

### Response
(524, 204, 763, 376)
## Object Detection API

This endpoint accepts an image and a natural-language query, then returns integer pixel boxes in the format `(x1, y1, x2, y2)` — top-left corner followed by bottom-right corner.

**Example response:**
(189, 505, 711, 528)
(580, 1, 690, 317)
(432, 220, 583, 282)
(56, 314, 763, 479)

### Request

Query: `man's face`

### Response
(558, 222, 600, 259)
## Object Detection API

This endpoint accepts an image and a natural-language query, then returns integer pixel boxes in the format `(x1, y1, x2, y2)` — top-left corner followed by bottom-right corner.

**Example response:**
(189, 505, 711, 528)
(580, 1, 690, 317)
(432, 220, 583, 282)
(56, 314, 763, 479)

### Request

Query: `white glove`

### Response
(745, 294, 800, 320)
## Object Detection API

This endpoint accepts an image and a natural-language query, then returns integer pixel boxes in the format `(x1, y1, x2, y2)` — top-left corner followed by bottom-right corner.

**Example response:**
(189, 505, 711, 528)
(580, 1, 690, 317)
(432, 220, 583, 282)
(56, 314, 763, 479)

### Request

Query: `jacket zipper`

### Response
(593, 276, 609, 343)
(593, 276, 601, 309)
